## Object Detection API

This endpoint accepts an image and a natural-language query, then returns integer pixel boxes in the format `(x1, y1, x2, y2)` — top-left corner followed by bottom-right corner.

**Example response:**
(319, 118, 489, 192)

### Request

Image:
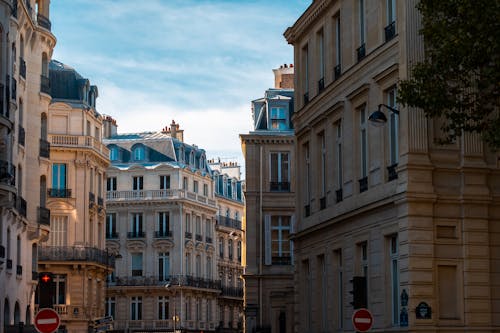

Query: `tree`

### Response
(398, 0, 500, 149)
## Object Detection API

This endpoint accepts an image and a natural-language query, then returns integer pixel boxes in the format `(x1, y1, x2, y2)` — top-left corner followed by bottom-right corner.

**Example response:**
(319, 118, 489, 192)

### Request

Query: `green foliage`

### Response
(398, 0, 500, 148)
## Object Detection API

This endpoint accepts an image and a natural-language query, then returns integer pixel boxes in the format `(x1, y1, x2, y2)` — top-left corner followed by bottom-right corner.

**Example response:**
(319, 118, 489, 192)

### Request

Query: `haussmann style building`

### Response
(0, 1, 55, 332)
(240, 65, 295, 333)
(284, 0, 500, 332)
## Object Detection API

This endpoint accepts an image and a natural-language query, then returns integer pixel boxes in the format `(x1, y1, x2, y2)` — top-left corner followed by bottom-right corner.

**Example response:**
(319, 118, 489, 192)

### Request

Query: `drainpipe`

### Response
(259, 145, 263, 328)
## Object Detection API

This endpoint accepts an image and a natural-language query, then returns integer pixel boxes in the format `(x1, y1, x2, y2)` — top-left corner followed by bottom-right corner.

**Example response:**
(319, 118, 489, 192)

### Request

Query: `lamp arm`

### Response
(379, 103, 399, 115)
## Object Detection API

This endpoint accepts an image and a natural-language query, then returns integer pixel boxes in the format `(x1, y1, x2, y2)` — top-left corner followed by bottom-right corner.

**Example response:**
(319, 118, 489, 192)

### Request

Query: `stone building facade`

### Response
(240, 66, 295, 333)
(285, 0, 500, 332)
(0, 1, 55, 332)
(34, 60, 111, 333)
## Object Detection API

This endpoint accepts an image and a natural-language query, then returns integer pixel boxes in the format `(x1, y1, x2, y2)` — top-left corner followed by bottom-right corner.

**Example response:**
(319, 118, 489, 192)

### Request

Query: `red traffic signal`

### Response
(39, 272, 53, 284)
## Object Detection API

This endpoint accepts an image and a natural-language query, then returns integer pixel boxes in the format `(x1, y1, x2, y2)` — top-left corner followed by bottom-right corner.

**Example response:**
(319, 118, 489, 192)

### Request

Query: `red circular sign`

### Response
(35, 308, 60, 333)
(352, 308, 373, 332)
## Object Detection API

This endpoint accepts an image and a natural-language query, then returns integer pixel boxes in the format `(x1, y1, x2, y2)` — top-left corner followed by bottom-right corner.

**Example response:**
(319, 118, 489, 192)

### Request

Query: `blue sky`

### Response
(50, 0, 310, 164)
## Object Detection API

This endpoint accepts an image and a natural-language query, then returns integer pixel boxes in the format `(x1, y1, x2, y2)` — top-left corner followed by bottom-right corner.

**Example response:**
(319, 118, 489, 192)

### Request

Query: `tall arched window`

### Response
(41, 113, 47, 140)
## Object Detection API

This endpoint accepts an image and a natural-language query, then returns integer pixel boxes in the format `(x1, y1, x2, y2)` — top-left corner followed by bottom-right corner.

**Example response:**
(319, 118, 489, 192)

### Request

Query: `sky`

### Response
(50, 0, 311, 166)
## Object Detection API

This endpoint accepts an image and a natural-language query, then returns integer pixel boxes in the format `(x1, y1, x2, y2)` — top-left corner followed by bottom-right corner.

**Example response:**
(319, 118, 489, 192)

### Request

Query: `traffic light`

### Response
(38, 272, 55, 308)
(349, 276, 367, 309)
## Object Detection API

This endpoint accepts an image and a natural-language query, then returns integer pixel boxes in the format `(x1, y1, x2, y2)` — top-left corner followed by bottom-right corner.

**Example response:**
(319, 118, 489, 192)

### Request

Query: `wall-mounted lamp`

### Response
(368, 104, 399, 126)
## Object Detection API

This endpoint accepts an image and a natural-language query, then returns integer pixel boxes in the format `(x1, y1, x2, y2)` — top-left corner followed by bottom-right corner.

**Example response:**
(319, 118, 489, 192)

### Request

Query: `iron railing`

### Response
(195, 234, 203, 242)
(16, 264, 22, 275)
(18, 125, 25, 146)
(272, 256, 292, 265)
(388, 164, 398, 181)
(270, 181, 290, 192)
(185, 231, 192, 239)
(39, 139, 50, 158)
(37, 13, 51, 30)
(40, 75, 50, 94)
(303, 92, 309, 105)
(48, 188, 72, 198)
(127, 231, 145, 239)
(89, 192, 95, 204)
(97, 196, 104, 206)
(0, 84, 7, 120)
(357, 43, 366, 62)
(38, 246, 115, 267)
(16, 196, 27, 217)
(304, 204, 310, 217)
(320, 196, 326, 210)
(220, 286, 243, 298)
(106, 231, 119, 239)
(334, 64, 341, 80)
(318, 77, 325, 93)
(37, 206, 50, 226)
(216, 215, 242, 230)
(154, 230, 172, 238)
(205, 236, 213, 244)
(108, 275, 221, 290)
(336, 188, 343, 203)
(0, 160, 16, 186)
(359, 177, 368, 193)
(19, 57, 26, 79)
(0, 245, 5, 259)
(385, 21, 396, 42)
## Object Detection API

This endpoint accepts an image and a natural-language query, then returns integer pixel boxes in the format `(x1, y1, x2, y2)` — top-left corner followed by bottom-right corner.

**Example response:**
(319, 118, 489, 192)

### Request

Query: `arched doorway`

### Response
(4, 298, 10, 327)
(14, 301, 20, 324)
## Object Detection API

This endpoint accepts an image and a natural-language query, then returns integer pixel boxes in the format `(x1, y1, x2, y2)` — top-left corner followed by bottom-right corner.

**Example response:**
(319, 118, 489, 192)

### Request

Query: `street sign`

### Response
(34, 308, 60, 333)
(352, 308, 373, 332)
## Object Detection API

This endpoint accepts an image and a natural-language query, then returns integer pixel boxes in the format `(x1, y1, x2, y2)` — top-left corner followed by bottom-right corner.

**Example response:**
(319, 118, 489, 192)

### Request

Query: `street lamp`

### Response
(165, 278, 181, 332)
(368, 103, 399, 126)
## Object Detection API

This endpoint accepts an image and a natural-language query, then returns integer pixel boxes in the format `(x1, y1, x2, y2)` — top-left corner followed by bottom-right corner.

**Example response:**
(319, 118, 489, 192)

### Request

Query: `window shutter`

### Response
(290, 215, 295, 263)
(264, 215, 271, 265)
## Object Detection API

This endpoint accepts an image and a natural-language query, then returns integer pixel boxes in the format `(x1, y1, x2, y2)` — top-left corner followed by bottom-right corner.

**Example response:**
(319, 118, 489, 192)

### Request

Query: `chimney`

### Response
(102, 115, 118, 138)
(163, 120, 184, 142)
(272, 64, 294, 89)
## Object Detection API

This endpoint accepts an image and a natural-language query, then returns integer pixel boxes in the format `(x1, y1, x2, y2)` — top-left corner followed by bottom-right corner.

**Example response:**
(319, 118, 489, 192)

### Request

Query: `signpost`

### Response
(34, 308, 60, 333)
(352, 308, 373, 332)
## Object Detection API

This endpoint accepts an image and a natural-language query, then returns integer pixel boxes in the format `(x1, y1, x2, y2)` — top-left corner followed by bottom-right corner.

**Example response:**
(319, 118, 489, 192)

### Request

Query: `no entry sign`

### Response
(35, 308, 60, 333)
(352, 308, 373, 332)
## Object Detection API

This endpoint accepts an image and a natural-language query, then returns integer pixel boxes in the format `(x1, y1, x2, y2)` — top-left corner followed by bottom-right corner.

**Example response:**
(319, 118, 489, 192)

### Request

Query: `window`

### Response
(193, 180, 199, 193)
(106, 213, 117, 239)
(110, 147, 119, 161)
(359, 0, 365, 45)
(228, 239, 233, 260)
(387, 87, 399, 166)
(318, 255, 327, 331)
(389, 235, 399, 325)
(53, 275, 67, 305)
(237, 241, 242, 262)
(131, 213, 143, 236)
(219, 237, 224, 258)
(132, 176, 143, 191)
(317, 28, 325, 88)
(334, 14, 341, 71)
(185, 213, 191, 233)
(49, 216, 68, 246)
(196, 255, 201, 277)
(335, 121, 343, 191)
(133, 146, 145, 161)
(387, 0, 396, 24)
(270, 107, 287, 130)
(185, 297, 192, 320)
(52, 163, 66, 190)
(302, 44, 309, 103)
(158, 296, 169, 320)
(106, 297, 115, 318)
(359, 106, 368, 192)
(203, 183, 208, 196)
(207, 256, 212, 279)
(304, 143, 311, 212)
(334, 249, 343, 329)
(158, 252, 170, 281)
(160, 175, 170, 190)
(270, 152, 290, 191)
(205, 219, 212, 238)
(183, 177, 188, 190)
(319, 132, 327, 199)
(131, 253, 143, 276)
(131, 296, 142, 320)
(158, 212, 170, 236)
(206, 299, 212, 322)
(196, 298, 202, 321)
(185, 253, 192, 275)
(195, 216, 201, 236)
(265, 215, 291, 265)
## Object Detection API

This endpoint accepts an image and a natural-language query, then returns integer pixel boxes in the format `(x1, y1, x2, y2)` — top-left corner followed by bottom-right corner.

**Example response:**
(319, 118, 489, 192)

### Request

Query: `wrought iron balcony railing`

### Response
(37, 13, 51, 30)
(318, 77, 325, 93)
(40, 75, 50, 94)
(220, 286, 243, 298)
(303, 92, 309, 105)
(270, 181, 290, 192)
(108, 274, 222, 290)
(336, 188, 343, 203)
(0, 160, 16, 186)
(272, 256, 292, 265)
(16, 264, 22, 275)
(185, 231, 192, 239)
(334, 64, 341, 80)
(359, 177, 368, 193)
(387, 163, 398, 181)
(39, 139, 50, 158)
(38, 246, 115, 267)
(16, 196, 27, 217)
(357, 43, 366, 62)
(18, 125, 25, 146)
(89, 192, 95, 204)
(106, 231, 119, 239)
(97, 196, 104, 206)
(385, 21, 396, 42)
(154, 230, 172, 238)
(216, 215, 242, 230)
(205, 236, 213, 244)
(127, 231, 145, 239)
(19, 57, 26, 79)
(195, 234, 203, 242)
(48, 188, 72, 198)
(37, 206, 50, 226)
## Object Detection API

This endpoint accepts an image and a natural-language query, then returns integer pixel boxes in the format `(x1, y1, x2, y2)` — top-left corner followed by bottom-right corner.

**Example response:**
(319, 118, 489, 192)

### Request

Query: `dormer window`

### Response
(200, 155, 205, 169)
(179, 147, 184, 163)
(270, 107, 287, 130)
(110, 147, 119, 161)
(133, 146, 145, 161)
(190, 151, 195, 166)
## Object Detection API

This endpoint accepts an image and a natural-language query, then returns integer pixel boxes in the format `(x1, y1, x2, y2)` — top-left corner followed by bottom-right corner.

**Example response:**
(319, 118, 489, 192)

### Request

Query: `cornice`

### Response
(284, 0, 332, 44)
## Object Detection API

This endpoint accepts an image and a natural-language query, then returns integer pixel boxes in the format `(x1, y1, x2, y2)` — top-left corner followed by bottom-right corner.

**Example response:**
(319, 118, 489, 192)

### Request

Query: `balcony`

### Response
(318, 77, 325, 93)
(48, 134, 110, 159)
(221, 286, 243, 298)
(385, 21, 396, 42)
(0, 84, 9, 122)
(357, 43, 366, 62)
(334, 64, 341, 80)
(304, 204, 310, 217)
(40, 75, 50, 95)
(127, 231, 145, 239)
(0, 160, 16, 187)
(0, 245, 5, 260)
(303, 92, 309, 105)
(48, 188, 71, 198)
(320, 196, 326, 210)
(216, 215, 242, 230)
(11, 77, 16, 101)
(270, 181, 290, 192)
(19, 57, 26, 79)
(7, 259, 12, 269)
(16, 264, 22, 275)
(359, 177, 368, 193)
(108, 275, 221, 290)
(195, 234, 203, 242)
(336, 188, 343, 203)
(39, 139, 50, 158)
(154, 230, 172, 238)
(185, 231, 192, 239)
(106, 188, 216, 207)
(106, 231, 119, 239)
(37, 206, 50, 226)
(388, 164, 398, 181)
(37, 13, 51, 30)
(38, 246, 115, 267)
(18, 125, 25, 146)
(205, 236, 213, 244)
(97, 196, 104, 206)
(89, 192, 95, 205)
(16, 196, 27, 217)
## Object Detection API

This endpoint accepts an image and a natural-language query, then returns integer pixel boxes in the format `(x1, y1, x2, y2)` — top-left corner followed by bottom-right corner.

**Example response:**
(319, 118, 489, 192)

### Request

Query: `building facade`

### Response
(209, 160, 245, 332)
(240, 66, 295, 333)
(34, 60, 112, 333)
(0, 1, 55, 332)
(104, 120, 221, 333)
(285, 1, 500, 332)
